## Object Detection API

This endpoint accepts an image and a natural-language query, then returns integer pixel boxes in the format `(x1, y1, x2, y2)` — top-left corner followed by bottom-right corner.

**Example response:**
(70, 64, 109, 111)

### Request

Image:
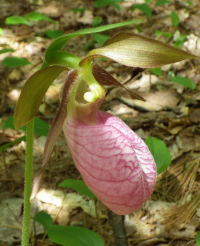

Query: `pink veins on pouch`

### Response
(64, 110, 156, 215)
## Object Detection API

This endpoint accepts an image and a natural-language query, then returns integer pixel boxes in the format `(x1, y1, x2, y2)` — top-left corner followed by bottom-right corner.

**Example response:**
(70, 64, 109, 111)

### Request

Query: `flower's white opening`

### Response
(84, 91, 96, 102)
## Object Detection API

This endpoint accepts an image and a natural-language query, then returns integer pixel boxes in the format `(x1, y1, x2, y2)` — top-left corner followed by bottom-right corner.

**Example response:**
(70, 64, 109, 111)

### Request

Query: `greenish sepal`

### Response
(80, 32, 198, 68)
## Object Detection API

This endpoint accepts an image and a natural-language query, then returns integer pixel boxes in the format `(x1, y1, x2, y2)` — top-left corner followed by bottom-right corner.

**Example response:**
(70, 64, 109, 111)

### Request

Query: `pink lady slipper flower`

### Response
(64, 102, 156, 215)
(63, 67, 156, 215)
(14, 28, 197, 215)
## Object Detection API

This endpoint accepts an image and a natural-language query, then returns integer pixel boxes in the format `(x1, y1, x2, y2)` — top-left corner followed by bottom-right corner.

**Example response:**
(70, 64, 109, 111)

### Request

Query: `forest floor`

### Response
(0, 0, 200, 245)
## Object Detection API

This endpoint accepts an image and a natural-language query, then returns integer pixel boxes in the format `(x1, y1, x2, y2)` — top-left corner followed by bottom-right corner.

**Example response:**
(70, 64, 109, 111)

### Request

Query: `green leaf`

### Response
(80, 32, 198, 69)
(171, 11, 179, 27)
(46, 51, 80, 68)
(170, 76, 196, 90)
(25, 11, 55, 23)
(3, 116, 49, 136)
(0, 136, 26, 152)
(58, 179, 96, 199)
(2, 57, 30, 68)
(14, 66, 66, 129)
(30, 117, 50, 136)
(5, 16, 30, 26)
(82, 39, 97, 51)
(45, 20, 141, 63)
(0, 48, 14, 54)
(131, 4, 152, 17)
(174, 35, 187, 48)
(134, 24, 143, 33)
(71, 7, 86, 13)
(196, 231, 200, 246)
(155, 0, 172, 6)
(92, 17, 102, 27)
(145, 137, 171, 175)
(186, 1, 193, 6)
(95, 0, 124, 8)
(155, 30, 173, 37)
(92, 33, 109, 46)
(145, 0, 151, 4)
(34, 211, 53, 230)
(0, 28, 3, 35)
(149, 67, 162, 76)
(48, 225, 104, 246)
(111, 3, 121, 10)
(82, 34, 109, 51)
(45, 30, 63, 39)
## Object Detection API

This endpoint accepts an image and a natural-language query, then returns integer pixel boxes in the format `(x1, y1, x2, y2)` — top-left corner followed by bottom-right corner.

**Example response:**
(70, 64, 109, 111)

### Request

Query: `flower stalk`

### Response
(21, 119, 34, 246)
(79, 61, 105, 102)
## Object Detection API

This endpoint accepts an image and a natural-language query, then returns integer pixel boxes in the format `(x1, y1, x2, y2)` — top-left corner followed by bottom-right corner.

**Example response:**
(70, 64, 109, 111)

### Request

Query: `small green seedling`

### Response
(71, 7, 86, 13)
(171, 11, 179, 27)
(174, 35, 187, 48)
(134, 24, 143, 33)
(95, 0, 124, 11)
(186, 1, 193, 6)
(173, 31, 187, 48)
(2, 57, 30, 68)
(0, 48, 14, 54)
(5, 12, 55, 27)
(58, 179, 96, 199)
(48, 226, 104, 246)
(145, 137, 171, 175)
(34, 211, 104, 246)
(3, 116, 49, 136)
(149, 67, 162, 76)
(45, 30, 63, 39)
(0, 136, 26, 152)
(5, 16, 30, 26)
(155, 0, 172, 6)
(196, 231, 200, 246)
(170, 76, 196, 90)
(82, 33, 109, 51)
(25, 12, 55, 23)
(155, 30, 173, 38)
(34, 211, 53, 230)
(1, 116, 49, 152)
(92, 16, 103, 27)
(131, 4, 152, 17)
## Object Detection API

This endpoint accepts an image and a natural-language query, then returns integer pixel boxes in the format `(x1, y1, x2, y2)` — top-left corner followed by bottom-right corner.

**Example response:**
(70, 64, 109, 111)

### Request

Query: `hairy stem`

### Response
(21, 119, 34, 246)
